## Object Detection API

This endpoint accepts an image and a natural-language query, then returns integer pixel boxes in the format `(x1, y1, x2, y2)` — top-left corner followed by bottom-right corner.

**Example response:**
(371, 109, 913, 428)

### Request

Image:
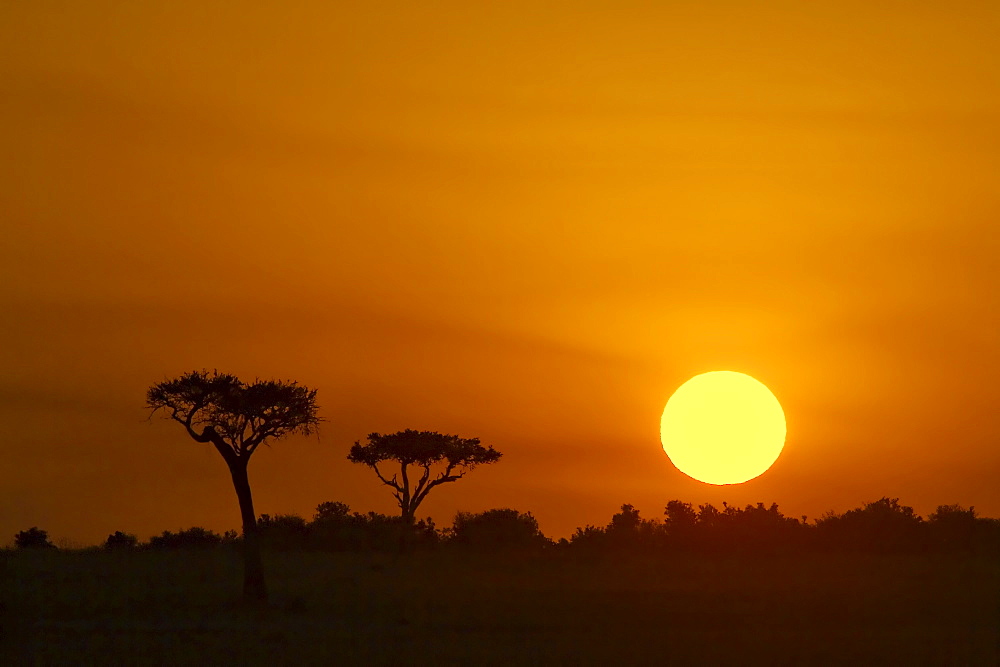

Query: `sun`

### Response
(660, 371, 786, 485)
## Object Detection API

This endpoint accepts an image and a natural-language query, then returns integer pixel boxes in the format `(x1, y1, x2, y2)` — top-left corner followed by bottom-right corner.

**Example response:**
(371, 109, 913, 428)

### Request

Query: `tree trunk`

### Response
(230, 462, 267, 604)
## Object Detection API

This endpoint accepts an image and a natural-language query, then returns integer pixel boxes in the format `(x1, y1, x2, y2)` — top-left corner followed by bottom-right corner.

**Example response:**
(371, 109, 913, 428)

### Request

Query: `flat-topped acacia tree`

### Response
(147, 370, 320, 603)
(348, 429, 502, 524)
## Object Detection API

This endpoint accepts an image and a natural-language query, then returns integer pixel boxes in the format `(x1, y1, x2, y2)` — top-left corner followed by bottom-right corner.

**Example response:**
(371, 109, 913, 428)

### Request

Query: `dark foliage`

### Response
(663, 499, 699, 536)
(147, 527, 225, 550)
(815, 497, 924, 552)
(307, 502, 365, 550)
(450, 508, 550, 551)
(147, 370, 321, 452)
(242, 502, 442, 552)
(308, 502, 439, 551)
(104, 531, 139, 550)
(687, 502, 807, 553)
(565, 498, 1000, 556)
(15, 527, 56, 550)
(257, 514, 310, 551)
(314, 501, 352, 522)
(26, 498, 1000, 556)
(348, 430, 501, 523)
(569, 504, 662, 552)
(925, 504, 997, 551)
(607, 504, 661, 547)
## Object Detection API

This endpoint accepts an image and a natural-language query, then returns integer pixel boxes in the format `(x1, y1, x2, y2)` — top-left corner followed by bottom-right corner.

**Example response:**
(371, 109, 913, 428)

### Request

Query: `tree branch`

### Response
(412, 461, 465, 511)
(411, 463, 433, 508)
(168, 407, 211, 444)
(166, 407, 239, 465)
(372, 463, 403, 492)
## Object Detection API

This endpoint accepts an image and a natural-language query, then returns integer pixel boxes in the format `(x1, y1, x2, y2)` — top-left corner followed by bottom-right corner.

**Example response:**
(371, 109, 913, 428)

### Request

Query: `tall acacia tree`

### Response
(147, 370, 320, 603)
(348, 430, 501, 524)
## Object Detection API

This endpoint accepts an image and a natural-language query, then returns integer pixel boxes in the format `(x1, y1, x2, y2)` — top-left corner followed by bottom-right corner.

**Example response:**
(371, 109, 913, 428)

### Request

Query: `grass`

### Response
(4, 548, 998, 664)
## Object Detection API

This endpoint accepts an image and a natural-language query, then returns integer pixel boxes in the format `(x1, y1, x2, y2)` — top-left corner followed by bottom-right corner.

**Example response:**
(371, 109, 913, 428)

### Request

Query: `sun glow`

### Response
(660, 371, 786, 485)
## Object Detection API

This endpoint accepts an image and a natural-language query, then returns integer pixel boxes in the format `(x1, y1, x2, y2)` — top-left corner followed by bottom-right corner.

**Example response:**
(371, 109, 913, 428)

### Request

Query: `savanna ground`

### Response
(3, 548, 998, 665)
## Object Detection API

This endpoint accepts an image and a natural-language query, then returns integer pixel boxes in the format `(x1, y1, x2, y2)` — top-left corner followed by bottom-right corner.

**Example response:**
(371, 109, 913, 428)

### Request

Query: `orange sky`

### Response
(2, 2, 998, 545)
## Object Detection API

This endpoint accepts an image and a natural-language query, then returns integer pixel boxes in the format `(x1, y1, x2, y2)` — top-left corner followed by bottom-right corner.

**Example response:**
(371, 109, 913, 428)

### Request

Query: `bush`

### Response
(606, 504, 661, 548)
(815, 498, 924, 552)
(15, 527, 56, 550)
(147, 527, 224, 549)
(568, 501, 809, 554)
(926, 504, 1000, 551)
(450, 509, 549, 551)
(348, 512, 438, 551)
(257, 514, 310, 550)
(314, 501, 352, 522)
(308, 502, 439, 551)
(104, 531, 139, 550)
(568, 524, 607, 551)
(568, 504, 662, 552)
(689, 502, 806, 553)
(309, 502, 357, 550)
(663, 500, 698, 538)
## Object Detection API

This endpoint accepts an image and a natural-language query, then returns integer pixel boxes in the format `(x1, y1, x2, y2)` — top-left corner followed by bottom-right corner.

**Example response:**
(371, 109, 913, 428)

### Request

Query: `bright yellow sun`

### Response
(660, 371, 786, 485)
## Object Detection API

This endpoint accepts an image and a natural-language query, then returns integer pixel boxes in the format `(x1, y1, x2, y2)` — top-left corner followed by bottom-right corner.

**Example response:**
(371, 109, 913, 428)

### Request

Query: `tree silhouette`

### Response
(664, 500, 698, 540)
(104, 531, 138, 550)
(314, 501, 352, 522)
(605, 503, 660, 548)
(348, 429, 501, 524)
(147, 370, 320, 603)
(15, 527, 55, 549)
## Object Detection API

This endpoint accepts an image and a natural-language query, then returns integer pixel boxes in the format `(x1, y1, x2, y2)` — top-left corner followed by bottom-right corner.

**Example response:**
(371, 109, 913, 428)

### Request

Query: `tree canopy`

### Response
(147, 370, 321, 465)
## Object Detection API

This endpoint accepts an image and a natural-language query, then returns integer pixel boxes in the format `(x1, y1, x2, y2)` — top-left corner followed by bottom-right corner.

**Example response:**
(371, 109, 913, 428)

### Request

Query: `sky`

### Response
(2, 1, 998, 545)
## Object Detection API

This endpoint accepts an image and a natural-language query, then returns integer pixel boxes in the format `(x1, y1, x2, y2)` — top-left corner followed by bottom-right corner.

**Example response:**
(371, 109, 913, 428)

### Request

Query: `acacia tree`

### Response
(348, 429, 501, 524)
(147, 370, 320, 603)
